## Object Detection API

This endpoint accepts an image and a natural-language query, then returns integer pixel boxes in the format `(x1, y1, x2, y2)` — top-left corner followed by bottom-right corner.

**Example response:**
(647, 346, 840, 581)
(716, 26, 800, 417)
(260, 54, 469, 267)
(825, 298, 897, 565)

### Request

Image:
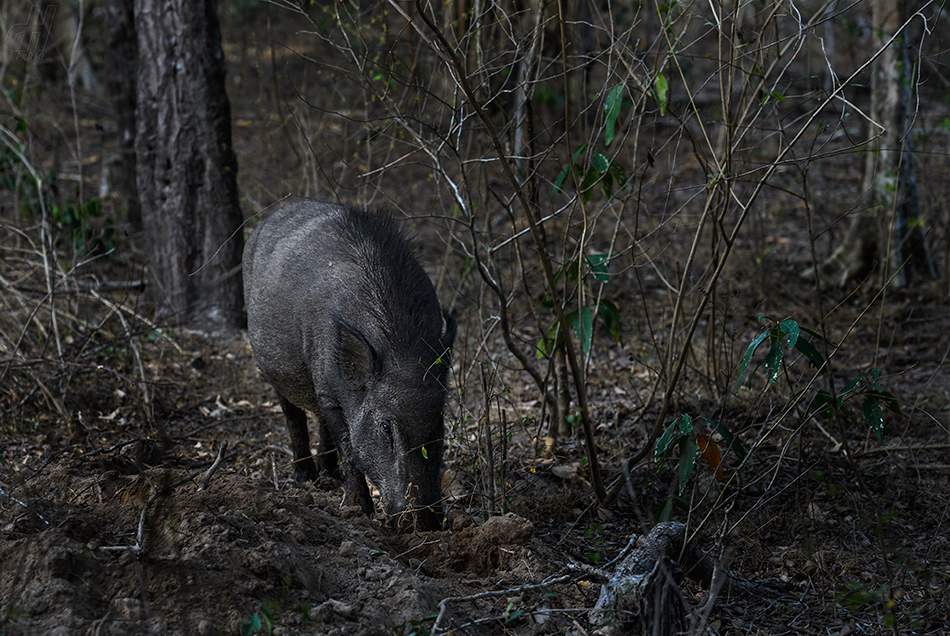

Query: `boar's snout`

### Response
(385, 498, 444, 532)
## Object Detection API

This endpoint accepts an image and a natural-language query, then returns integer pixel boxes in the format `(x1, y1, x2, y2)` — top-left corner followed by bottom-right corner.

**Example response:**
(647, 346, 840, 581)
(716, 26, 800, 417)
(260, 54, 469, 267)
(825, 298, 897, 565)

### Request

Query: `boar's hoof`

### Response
(391, 506, 444, 533)
(293, 457, 319, 483)
(315, 451, 342, 480)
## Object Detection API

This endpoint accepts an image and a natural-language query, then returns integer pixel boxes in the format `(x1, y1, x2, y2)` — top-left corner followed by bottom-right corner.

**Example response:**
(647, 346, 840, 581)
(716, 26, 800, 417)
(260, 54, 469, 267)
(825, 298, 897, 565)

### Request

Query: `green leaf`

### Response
(610, 159, 629, 187)
(580, 164, 601, 203)
(553, 145, 588, 196)
(421, 445, 428, 459)
(869, 389, 901, 415)
(536, 322, 562, 359)
(763, 340, 784, 384)
(654, 73, 669, 116)
(574, 305, 593, 357)
(553, 163, 571, 195)
(570, 253, 611, 283)
(591, 152, 610, 174)
(861, 396, 885, 443)
(678, 413, 693, 435)
(655, 418, 680, 461)
(536, 337, 550, 359)
(567, 257, 582, 282)
(242, 614, 262, 636)
(604, 84, 623, 146)
(598, 299, 623, 342)
(587, 253, 611, 283)
(840, 376, 862, 398)
(655, 497, 673, 523)
(600, 170, 614, 200)
(737, 329, 770, 390)
(706, 418, 747, 463)
(813, 390, 835, 419)
(794, 336, 826, 372)
(779, 318, 799, 350)
(677, 436, 696, 495)
(797, 325, 829, 344)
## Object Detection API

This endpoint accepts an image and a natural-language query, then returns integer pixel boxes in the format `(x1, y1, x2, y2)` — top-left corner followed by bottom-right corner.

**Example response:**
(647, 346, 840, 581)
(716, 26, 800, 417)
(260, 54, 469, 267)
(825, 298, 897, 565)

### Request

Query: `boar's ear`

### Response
(334, 317, 380, 389)
(440, 308, 457, 350)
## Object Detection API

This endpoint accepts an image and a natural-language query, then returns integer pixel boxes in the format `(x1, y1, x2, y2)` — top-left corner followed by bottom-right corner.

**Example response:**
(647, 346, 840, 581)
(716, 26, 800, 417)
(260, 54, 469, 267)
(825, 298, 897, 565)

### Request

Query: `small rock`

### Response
(452, 514, 474, 531)
(469, 513, 535, 571)
(475, 513, 534, 546)
(337, 541, 356, 558)
(362, 565, 391, 582)
(315, 598, 356, 620)
(328, 599, 355, 618)
(112, 597, 145, 621)
(340, 505, 364, 519)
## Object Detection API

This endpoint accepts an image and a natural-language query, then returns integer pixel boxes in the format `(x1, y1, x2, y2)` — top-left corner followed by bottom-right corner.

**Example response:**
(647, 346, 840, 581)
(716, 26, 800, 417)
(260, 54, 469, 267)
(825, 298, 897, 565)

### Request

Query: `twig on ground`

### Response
(392, 538, 441, 561)
(0, 483, 50, 526)
(100, 469, 201, 553)
(431, 574, 573, 635)
(269, 449, 280, 490)
(855, 443, 950, 457)
(198, 440, 228, 491)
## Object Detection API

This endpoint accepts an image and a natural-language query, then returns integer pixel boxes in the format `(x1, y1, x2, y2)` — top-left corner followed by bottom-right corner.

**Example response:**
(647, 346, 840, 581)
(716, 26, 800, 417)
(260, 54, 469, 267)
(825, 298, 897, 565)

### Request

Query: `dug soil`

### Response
(1, 3, 949, 635)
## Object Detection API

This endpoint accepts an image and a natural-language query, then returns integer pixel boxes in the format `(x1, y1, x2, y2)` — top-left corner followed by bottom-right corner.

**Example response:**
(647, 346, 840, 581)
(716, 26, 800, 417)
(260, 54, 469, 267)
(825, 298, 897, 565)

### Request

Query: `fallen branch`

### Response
(590, 522, 789, 636)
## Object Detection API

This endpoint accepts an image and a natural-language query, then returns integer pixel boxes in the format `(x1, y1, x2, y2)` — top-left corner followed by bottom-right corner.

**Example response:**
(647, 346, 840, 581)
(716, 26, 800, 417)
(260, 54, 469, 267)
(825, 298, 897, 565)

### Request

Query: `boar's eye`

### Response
(380, 421, 393, 441)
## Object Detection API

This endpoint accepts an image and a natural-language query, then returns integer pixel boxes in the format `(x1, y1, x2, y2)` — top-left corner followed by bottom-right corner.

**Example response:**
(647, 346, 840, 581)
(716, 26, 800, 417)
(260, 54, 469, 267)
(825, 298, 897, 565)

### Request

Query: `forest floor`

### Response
(1, 3, 949, 636)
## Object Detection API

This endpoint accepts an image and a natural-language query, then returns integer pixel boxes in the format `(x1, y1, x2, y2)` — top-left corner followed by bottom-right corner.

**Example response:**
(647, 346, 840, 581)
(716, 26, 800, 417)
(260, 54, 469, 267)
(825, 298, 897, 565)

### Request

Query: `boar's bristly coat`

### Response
(243, 197, 456, 530)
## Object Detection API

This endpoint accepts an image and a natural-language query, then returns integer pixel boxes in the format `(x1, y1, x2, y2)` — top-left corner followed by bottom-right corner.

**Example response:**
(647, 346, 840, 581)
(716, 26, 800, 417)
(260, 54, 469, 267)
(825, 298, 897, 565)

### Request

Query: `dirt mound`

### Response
(1, 456, 537, 636)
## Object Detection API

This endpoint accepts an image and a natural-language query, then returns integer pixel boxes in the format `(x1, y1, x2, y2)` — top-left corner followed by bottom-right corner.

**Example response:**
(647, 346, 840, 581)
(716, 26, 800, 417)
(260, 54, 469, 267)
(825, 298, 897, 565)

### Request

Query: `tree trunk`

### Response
(135, 0, 244, 330)
(104, 0, 140, 232)
(806, 0, 935, 287)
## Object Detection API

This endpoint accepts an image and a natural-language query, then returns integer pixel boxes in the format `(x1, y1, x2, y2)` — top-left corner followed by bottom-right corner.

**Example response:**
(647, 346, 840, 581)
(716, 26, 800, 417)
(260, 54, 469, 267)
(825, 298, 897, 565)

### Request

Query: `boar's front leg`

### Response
(314, 417, 341, 479)
(321, 406, 375, 517)
(279, 395, 318, 482)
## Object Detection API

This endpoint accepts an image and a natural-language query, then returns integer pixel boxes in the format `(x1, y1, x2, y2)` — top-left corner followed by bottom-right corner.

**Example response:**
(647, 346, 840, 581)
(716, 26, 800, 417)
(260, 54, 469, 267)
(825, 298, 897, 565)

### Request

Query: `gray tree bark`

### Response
(104, 0, 140, 232)
(807, 0, 935, 287)
(135, 0, 244, 330)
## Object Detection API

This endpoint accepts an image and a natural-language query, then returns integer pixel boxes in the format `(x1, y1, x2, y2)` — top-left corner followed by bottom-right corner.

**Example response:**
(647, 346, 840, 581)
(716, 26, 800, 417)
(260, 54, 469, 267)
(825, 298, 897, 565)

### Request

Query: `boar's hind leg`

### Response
(279, 395, 318, 482)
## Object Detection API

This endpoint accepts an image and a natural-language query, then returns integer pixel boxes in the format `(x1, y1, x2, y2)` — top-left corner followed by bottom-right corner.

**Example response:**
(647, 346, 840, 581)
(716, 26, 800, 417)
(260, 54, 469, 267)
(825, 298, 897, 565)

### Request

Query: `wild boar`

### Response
(243, 197, 456, 530)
